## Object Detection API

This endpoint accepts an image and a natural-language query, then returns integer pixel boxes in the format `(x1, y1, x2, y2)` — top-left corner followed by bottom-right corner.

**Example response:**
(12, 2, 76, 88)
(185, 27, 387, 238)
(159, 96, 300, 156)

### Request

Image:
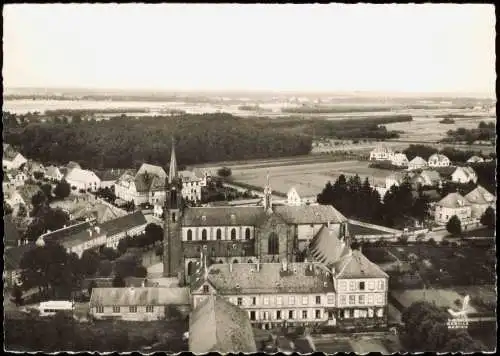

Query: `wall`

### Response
(182, 225, 255, 242)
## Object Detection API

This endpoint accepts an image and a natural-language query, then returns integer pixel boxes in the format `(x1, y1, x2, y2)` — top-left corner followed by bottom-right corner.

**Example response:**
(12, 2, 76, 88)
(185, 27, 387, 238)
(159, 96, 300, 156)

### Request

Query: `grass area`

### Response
(455, 227, 495, 238)
(391, 289, 475, 312)
(314, 339, 353, 353)
(468, 323, 498, 352)
(349, 338, 390, 354)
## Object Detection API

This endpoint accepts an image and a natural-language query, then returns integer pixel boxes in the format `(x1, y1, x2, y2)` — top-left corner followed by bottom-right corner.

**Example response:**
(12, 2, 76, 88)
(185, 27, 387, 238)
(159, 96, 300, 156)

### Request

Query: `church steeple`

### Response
(169, 137, 178, 184)
(263, 170, 273, 212)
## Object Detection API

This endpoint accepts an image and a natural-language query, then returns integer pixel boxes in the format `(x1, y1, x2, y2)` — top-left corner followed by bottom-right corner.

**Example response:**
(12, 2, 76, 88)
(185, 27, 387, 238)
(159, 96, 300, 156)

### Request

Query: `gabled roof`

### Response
(65, 168, 101, 183)
(3, 144, 20, 161)
(420, 170, 441, 182)
(41, 220, 96, 244)
(149, 175, 165, 191)
(45, 166, 62, 177)
(195, 262, 334, 295)
(467, 155, 484, 163)
(371, 145, 393, 153)
(95, 169, 134, 181)
(434, 166, 456, 178)
(189, 295, 257, 354)
(428, 153, 450, 162)
(309, 226, 351, 266)
(89, 287, 190, 306)
(437, 192, 472, 208)
(409, 156, 427, 165)
(333, 250, 388, 279)
(66, 161, 81, 169)
(182, 206, 266, 227)
(179, 170, 201, 182)
(465, 185, 496, 205)
(393, 153, 408, 160)
(98, 211, 147, 236)
(274, 205, 346, 224)
(137, 163, 167, 179)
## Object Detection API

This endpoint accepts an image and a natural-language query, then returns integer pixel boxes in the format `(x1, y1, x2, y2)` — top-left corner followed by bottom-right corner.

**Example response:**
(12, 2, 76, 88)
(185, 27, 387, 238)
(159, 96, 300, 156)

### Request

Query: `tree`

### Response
(17, 204, 27, 218)
(97, 260, 113, 277)
(480, 206, 495, 230)
(4, 200, 13, 215)
(112, 275, 126, 287)
(33, 171, 44, 180)
(217, 166, 232, 178)
(40, 183, 53, 199)
(12, 286, 23, 306)
(145, 223, 163, 245)
(31, 191, 47, 209)
(100, 246, 118, 261)
(80, 250, 101, 276)
(446, 215, 462, 236)
(54, 179, 71, 199)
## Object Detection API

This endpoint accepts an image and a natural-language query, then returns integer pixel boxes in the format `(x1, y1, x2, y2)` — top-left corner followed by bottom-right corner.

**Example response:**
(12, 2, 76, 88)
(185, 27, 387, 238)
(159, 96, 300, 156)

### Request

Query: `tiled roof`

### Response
(333, 250, 388, 279)
(45, 166, 61, 177)
(465, 185, 496, 205)
(309, 226, 351, 266)
(437, 192, 472, 208)
(98, 211, 147, 236)
(182, 206, 266, 227)
(179, 170, 201, 182)
(41, 220, 96, 243)
(89, 287, 190, 306)
(429, 153, 450, 162)
(467, 156, 484, 163)
(4, 243, 35, 270)
(134, 173, 159, 192)
(393, 153, 408, 161)
(3, 145, 19, 161)
(371, 145, 393, 153)
(274, 204, 347, 224)
(137, 163, 167, 179)
(4, 215, 22, 247)
(409, 156, 427, 165)
(149, 175, 165, 191)
(421, 189, 441, 202)
(66, 161, 81, 169)
(95, 169, 134, 181)
(189, 295, 257, 354)
(195, 262, 335, 294)
(65, 168, 101, 183)
(434, 166, 456, 178)
(421, 170, 441, 183)
(61, 227, 106, 248)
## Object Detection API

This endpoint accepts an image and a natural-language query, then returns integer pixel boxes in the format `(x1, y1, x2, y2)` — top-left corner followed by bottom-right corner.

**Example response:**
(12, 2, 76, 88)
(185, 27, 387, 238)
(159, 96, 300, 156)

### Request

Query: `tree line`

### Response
(441, 121, 495, 144)
(403, 144, 496, 162)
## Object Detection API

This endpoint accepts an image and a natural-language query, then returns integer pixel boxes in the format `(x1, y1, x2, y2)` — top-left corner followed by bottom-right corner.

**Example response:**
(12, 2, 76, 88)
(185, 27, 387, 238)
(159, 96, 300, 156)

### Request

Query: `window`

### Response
(349, 281, 355, 291)
(276, 310, 282, 320)
(216, 228, 222, 240)
(245, 228, 251, 240)
(339, 281, 347, 291)
(129, 306, 137, 313)
(289, 310, 294, 319)
(376, 294, 384, 305)
(263, 297, 269, 305)
(237, 297, 243, 306)
(367, 295, 374, 305)
(231, 228, 237, 240)
(339, 295, 346, 306)
(203, 285, 209, 293)
(250, 311, 256, 321)
(302, 296, 308, 305)
(354, 309, 360, 318)
(302, 310, 308, 319)
(252, 297, 257, 306)
(202, 229, 207, 241)
(96, 306, 104, 313)
(327, 295, 335, 304)
(187, 229, 193, 241)
(359, 281, 365, 290)
(315, 296, 321, 305)
(377, 308, 384, 318)
(358, 295, 365, 305)
(268, 232, 279, 255)
(368, 281, 375, 290)
(277, 296, 283, 305)
(378, 280, 385, 290)
(289, 296, 295, 305)
(146, 305, 154, 313)
(349, 295, 356, 305)
(368, 308, 374, 318)
(112, 306, 120, 313)
(262, 311, 268, 320)
(315, 310, 321, 319)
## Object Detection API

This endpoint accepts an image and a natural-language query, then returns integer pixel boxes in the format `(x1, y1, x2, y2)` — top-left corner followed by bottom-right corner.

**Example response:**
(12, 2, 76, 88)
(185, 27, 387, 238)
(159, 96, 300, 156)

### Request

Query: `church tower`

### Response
(263, 171, 273, 213)
(163, 137, 183, 279)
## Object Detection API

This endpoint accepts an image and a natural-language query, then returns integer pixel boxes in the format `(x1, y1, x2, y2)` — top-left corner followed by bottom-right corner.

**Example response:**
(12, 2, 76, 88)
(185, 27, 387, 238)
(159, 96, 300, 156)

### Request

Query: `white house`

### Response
(428, 154, 451, 167)
(179, 170, 207, 202)
(407, 156, 427, 171)
(369, 146, 395, 161)
(114, 166, 166, 206)
(391, 153, 409, 167)
(45, 166, 65, 182)
(136, 163, 167, 180)
(4, 189, 26, 208)
(65, 168, 102, 192)
(6, 170, 28, 187)
(3, 144, 27, 171)
(434, 193, 472, 225)
(467, 156, 484, 164)
(451, 166, 478, 184)
(286, 187, 317, 206)
(464, 185, 496, 218)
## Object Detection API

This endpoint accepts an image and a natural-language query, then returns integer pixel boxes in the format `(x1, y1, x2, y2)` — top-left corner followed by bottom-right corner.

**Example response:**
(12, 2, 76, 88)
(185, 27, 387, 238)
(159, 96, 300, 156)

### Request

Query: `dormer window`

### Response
(201, 215, 206, 222)
(203, 285, 209, 293)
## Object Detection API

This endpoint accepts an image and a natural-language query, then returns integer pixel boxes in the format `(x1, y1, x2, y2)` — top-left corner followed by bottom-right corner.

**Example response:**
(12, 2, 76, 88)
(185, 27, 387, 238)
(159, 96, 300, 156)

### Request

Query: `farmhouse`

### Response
(189, 294, 257, 354)
(65, 168, 102, 192)
(427, 154, 451, 167)
(411, 170, 442, 188)
(464, 185, 496, 218)
(369, 146, 395, 161)
(6, 169, 29, 187)
(2, 143, 27, 171)
(286, 187, 317, 206)
(179, 170, 207, 203)
(391, 153, 409, 167)
(451, 166, 478, 184)
(114, 164, 166, 206)
(95, 169, 133, 189)
(89, 287, 190, 321)
(434, 192, 472, 225)
(407, 156, 427, 171)
(45, 166, 65, 182)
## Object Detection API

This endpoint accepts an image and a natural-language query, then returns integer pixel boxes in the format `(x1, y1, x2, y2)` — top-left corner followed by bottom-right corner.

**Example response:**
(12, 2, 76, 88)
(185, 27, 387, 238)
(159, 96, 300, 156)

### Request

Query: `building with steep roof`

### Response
(464, 185, 496, 218)
(434, 192, 473, 225)
(45, 166, 65, 182)
(369, 145, 395, 161)
(189, 294, 257, 354)
(65, 168, 101, 192)
(391, 153, 409, 167)
(286, 187, 317, 206)
(3, 144, 27, 171)
(407, 156, 427, 171)
(466, 155, 484, 164)
(428, 153, 451, 167)
(451, 166, 478, 184)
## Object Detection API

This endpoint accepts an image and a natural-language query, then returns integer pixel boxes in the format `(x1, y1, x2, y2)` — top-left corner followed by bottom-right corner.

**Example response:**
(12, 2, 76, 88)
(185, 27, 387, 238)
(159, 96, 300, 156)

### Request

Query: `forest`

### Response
(3, 111, 408, 169)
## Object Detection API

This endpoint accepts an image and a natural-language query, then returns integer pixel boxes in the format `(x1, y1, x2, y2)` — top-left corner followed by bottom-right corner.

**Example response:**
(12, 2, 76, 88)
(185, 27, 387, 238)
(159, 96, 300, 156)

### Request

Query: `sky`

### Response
(2, 4, 496, 96)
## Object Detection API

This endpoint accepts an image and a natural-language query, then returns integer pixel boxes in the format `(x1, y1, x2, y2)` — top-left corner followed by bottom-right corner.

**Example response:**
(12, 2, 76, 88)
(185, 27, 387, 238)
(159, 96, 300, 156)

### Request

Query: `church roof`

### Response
(274, 205, 346, 224)
(182, 206, 266, 227)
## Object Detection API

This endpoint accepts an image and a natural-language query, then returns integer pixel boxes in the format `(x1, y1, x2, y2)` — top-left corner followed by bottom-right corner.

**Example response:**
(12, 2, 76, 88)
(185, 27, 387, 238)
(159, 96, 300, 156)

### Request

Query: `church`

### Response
(163, 141, 351, 285)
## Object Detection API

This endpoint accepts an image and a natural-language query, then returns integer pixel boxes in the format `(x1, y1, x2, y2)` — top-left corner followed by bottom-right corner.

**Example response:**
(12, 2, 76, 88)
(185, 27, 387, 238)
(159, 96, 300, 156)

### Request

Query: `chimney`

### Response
(256, 262, 260, 272)
(229, 263, 233, 273)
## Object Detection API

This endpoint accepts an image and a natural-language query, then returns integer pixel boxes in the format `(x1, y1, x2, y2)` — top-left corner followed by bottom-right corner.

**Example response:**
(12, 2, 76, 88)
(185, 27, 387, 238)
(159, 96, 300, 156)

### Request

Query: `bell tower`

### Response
(163, 137, 183, 279)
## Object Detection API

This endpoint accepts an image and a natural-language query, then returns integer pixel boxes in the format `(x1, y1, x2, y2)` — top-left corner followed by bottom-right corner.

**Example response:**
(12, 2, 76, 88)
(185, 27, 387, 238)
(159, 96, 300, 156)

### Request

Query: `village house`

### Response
(22, 160, 46, 176)
(89, 287, 190, 321)
(9, 184, 43, 216)
(61, 225, 107, 258)
(51, 195, 128, 223)
(467, 155, 484, 164)
(451, 166, 478, 184)
(4, 243, 35, 288)
(434, 192, 473, 225)
(373, 172, 408, 200)
(114, 164, 166, 206)
(286, 187, 317, 206)
(95, 169, 133, 189)
(411, 170, 442, 188)
(179, 170, 207, 203)
(189, 294, 257, 354)
(4, 189, 26, 212)
(6, 169, 29, 187)
(369, 145, 395, 161)
(66, 161, 82, 170)
(45, 166, 65, 182)
(427, 153, 451, 167)
(2, 144, 28, 171)
(100, 211, 148, 249)
(464, 185, 496, 219)
(391, 153, 409, 167)
(407, 156, 427, 171)
(65, 168, 102, 192)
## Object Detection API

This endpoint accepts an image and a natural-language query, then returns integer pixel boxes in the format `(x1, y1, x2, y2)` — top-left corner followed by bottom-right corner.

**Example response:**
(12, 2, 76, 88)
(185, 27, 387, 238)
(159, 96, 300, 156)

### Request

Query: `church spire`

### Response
(168, 137, 178, 184)
(263, 170, 273, 212)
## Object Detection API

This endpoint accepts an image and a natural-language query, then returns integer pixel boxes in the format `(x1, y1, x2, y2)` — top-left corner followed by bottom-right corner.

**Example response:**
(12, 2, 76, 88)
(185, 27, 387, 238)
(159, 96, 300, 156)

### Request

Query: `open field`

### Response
(391, 288, 478, 312)
(230, 160, 393, 196)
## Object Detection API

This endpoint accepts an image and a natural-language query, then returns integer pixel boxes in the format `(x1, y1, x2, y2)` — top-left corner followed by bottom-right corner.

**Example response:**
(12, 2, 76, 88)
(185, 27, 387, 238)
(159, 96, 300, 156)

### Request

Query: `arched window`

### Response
(268, 232, 279, 255)
(187, 261, 194, 276)
(245, 228, 251, 240)
(231, 228, 237, 240)
(187, 229, 193, 241)
(218, 259, 224, 264)
(232, 259, 239, 264)
(202, 229, 207, 241)
(248, 259, 253, 263)
(216, 228, 222, 240)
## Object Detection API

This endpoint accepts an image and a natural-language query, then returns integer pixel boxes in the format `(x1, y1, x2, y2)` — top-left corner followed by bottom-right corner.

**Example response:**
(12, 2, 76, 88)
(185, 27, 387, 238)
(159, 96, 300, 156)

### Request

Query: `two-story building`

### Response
(428, 154, 451, 168)
(464, 185, 496, 219)
(115, 164, 167, 206)
(3, 144, 27, 171)
(179, 170, 207, 203)
(369, 146, 395, 161)
(391, 153, 409, 167)
(65, 168, 102, 192)
(407, 156, 427, 171)
(434, 193, 472, 225)
(286, 187, 317, 206)
(45, 166, 65, 182)
(6, 170, 29, 187)
(100, 211, 148, 249)
(451, 166, 478, 184)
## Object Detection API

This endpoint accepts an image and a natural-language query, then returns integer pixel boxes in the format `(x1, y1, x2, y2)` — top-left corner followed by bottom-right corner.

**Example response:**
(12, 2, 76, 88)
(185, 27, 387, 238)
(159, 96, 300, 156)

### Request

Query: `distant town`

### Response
(3, 89, 496, 353)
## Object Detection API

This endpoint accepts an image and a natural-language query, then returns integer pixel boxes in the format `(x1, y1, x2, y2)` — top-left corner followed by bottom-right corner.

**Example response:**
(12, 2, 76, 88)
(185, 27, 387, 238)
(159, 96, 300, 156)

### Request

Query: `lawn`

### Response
(313, 338, 353, 353)
(391, 289, 477, 312)
(349, 338, 390, 354)
(231, 160, 394, 196)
